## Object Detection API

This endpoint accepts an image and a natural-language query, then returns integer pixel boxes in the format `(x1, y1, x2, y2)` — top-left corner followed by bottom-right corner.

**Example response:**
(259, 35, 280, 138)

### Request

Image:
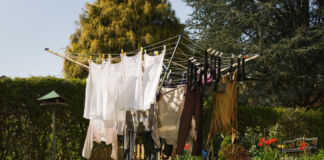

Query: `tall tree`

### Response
(64, 0, 185, 78)
(185, 0, 324, 106)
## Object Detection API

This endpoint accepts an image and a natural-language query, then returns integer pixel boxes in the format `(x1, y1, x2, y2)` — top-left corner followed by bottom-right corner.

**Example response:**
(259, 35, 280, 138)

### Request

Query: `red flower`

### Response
(270, 138, 276, 143)
(300, 142, 306, 147)
(258, 142, 264, 147)
(259, 138, 265, 143)
(299, 146, 305, 151)
(184, 144, 189, 150)
(265, 140, 272, 145)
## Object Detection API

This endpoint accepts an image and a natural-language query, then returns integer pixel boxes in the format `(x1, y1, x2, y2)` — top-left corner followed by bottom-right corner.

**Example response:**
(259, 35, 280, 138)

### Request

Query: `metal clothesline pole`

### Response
(45, 48, 89, 70)
(159, 35, 182, 90)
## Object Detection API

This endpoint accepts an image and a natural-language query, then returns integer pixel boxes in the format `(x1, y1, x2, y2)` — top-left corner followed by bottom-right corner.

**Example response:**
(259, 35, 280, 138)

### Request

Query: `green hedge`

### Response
(0, 77, 323, 159)
(237, 106, 324, 148)
(0, 77, 87, 160)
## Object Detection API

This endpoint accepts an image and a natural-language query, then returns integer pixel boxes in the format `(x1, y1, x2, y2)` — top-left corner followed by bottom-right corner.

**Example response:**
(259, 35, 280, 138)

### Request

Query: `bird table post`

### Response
(37, 91, 67, 160)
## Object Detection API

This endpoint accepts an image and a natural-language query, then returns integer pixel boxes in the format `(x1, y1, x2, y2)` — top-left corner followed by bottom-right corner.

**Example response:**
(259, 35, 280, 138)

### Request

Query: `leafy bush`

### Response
(1, 77, 323, 159)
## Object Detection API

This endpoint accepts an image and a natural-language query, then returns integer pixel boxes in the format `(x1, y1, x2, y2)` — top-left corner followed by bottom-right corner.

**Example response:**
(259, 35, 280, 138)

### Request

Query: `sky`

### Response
(0, 0, 192, 78)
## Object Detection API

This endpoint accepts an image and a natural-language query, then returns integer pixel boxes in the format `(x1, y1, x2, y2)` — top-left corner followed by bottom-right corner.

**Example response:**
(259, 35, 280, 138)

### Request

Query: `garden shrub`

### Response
(0, 77, 323, 159)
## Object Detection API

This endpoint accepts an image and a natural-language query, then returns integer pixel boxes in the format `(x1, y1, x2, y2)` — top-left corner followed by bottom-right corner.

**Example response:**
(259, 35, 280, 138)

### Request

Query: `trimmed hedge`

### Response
(0, 77, 87, 160)
(238, 106, 324, 148)
(0, 77, 323, 159)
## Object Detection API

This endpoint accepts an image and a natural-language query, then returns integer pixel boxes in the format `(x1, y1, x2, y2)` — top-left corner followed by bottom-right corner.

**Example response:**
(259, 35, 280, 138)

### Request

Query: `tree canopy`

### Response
(64, 0, 185, 78)
(185, 0, 324, 106)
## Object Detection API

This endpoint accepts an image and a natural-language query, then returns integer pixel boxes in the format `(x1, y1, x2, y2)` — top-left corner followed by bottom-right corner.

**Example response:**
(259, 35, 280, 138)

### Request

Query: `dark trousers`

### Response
(139, 131, 157, 160)
(176, 86, 202, 156)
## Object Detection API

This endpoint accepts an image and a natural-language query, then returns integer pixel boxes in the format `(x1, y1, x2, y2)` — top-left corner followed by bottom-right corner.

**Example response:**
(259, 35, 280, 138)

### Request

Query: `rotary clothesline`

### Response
(44, 34, 260, 87)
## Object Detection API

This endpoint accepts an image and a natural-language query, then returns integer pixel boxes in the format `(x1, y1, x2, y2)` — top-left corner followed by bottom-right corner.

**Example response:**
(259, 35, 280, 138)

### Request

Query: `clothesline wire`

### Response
(179, 42, 205, 57)
(127, 35, 180, 55)
(181, 36, 206, 52)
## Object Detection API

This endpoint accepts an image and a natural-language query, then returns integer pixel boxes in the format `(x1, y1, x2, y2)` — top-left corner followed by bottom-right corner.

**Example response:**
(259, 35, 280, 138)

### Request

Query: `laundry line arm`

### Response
(45, 48, 89, 70)
(220, 54, 260, 72)
(164, 58, 187, 69)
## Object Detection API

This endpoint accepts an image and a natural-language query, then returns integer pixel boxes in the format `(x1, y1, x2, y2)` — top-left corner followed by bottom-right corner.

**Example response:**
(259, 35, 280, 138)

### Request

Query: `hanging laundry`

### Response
(207, 71, 238, 143)
(106, 60, 126, 123)
(143, 50, 166, 110)
(176, 85, 202, 156)
(84, 60, 125, 123)
(82, 120, 118, 159)
(138, 131, 158, 160)
(120, 52, 144, 111)
(83, 61, 114, 124)
(154, 85, 185, 146)
(121, 111, 138, 160)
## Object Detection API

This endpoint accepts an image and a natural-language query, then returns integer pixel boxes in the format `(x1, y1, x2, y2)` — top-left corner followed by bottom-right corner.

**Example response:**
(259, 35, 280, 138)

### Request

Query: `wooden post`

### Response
(52, 106, 56, 160)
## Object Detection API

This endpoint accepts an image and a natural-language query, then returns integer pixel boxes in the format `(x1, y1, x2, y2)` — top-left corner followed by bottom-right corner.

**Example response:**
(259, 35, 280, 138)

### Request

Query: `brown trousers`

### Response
(176, 85, 202, 156)
(207, 71, 238, 144)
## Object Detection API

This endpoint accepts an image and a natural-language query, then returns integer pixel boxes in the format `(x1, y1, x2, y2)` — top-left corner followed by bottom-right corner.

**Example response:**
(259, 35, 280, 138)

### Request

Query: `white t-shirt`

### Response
(105, 60, 125, 123)
(84, 60, 124, 124)
(83, 60, 110, 121)
(143, 50, 165, 109)
(120, 52, 144, 110)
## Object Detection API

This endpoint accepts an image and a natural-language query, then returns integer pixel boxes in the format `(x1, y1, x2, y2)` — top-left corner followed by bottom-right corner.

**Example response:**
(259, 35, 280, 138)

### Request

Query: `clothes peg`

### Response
(109, 54, 112, 59)
(164, 45, 166, 52)
(204, 50, 208, 87)
(121, 49, 124, 55)
(89, 56, 92, 62)
(219, 52, 224, 57)
(154, 51, 159, 56)
(229, 54, 234, 82)
(211, 50, 216, 55)
(189, 57, 194, 61)
(140, 47, 143, 53)
(191, 65, 198, 91)
(187, 59, 191, 86)
(237, 54, 242, 81)
(198, 68, 203, 86)
(215, 51, 219, 56)
(207, 48, 213, 53)
(124, 51, 127, 56)
(180, 71, 186, 85)
(242, 55, 246, 81)
(213, 55, 222, 92)
(102, 54, 105, 60)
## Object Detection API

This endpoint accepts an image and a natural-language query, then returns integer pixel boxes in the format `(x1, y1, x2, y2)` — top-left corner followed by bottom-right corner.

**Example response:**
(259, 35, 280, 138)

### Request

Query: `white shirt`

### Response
(83, 60, 110, 121)
(143, 50, 166, 109)
(105, 60, 125, 123)
(120, 52, 144, 110)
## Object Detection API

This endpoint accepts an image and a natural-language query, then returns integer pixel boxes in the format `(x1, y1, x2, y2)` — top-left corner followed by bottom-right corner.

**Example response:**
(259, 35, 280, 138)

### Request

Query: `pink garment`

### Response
(82, 120, 118, 159)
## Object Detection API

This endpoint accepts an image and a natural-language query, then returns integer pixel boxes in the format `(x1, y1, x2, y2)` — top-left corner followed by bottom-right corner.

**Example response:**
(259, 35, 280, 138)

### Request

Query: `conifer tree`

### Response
(64, 0, 184, 78)
(185, 0, 324, 106)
